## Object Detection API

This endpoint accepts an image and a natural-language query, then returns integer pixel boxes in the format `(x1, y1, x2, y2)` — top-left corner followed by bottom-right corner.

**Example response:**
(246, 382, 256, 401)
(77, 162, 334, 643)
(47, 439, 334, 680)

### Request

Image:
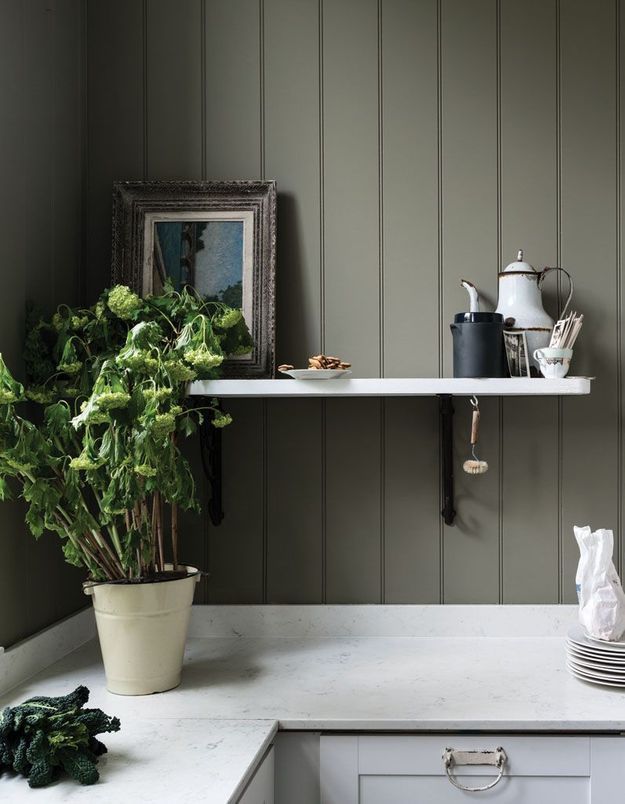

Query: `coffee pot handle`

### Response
(539, 266, 574, 319)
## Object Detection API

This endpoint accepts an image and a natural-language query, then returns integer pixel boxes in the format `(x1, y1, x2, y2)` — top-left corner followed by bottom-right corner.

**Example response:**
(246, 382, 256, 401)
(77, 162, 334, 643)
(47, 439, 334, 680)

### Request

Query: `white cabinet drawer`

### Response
(320, 734, 624, 804)
(358, 735, 590, 776)
(360, 774, 587, 803)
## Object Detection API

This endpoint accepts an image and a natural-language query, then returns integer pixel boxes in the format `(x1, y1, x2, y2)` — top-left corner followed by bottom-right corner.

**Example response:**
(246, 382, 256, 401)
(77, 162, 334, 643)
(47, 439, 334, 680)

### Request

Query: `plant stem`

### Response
(171, 501, 179, 570)
(154, 491, 164, 572)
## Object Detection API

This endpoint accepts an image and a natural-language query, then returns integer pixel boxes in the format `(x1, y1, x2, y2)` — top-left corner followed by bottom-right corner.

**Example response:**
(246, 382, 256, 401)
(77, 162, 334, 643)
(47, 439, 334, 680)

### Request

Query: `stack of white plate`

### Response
(567, 624, 625, 687)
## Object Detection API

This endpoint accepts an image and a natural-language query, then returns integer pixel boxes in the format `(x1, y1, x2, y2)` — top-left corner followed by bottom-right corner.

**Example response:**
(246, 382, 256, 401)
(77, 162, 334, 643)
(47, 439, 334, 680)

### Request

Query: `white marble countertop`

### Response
(2, 605, 625, 801)
(0, 717, 276, 803)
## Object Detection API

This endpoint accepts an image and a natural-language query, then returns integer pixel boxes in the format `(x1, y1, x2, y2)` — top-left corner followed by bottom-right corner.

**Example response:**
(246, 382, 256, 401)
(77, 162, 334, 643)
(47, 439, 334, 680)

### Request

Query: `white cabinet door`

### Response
(320, 735, 623, 804)
(238, 746, 274, 804)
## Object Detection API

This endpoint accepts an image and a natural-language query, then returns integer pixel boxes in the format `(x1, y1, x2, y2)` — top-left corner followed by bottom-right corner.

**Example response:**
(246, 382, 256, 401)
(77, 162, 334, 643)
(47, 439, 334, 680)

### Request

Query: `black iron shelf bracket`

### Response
(201, 395, 456, 528)
(199, 403, 224, 527)
(439, 394, 456, 526)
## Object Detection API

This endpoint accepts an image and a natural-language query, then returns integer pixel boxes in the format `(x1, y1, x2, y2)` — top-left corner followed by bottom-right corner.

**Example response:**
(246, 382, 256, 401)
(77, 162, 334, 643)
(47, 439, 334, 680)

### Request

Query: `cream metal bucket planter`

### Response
(84, 566, 200, 695)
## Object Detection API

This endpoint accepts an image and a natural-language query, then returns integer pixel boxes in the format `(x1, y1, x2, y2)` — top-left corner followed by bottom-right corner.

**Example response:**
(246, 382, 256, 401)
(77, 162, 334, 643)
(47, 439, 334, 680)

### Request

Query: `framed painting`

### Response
(111, 180, 276, 378)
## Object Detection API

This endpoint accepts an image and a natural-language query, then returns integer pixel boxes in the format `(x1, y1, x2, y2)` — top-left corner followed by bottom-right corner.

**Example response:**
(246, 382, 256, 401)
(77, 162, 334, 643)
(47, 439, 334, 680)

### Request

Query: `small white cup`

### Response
(533, 347, 573, 379)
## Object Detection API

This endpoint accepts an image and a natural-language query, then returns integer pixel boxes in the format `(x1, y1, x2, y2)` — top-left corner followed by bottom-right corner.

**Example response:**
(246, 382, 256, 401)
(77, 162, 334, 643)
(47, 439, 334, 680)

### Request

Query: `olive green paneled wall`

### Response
(84, 0, 624, 604)
(0, 0, 86, 647)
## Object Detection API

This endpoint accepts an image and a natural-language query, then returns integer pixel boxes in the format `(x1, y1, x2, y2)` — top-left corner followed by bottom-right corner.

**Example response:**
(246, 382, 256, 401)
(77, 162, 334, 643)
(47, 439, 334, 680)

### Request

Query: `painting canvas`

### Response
(154, 220, 243, 307)
(146, 210, 255, 340)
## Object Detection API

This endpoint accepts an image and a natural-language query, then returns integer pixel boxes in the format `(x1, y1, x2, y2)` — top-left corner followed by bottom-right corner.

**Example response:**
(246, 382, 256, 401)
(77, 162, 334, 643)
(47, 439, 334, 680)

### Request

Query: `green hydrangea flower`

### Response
(107, 285, 142, 320)
(71, 315, 89, 330)
(57, 339, 82, 375)
(183, 345, 223, 371)
(134, 463, 157, 477)
(151, 406, 182, 439)
(142, 387, 173, 402)
(0, 389, 19, 404)
(70, 454, 103, 471)
(95, 391, 130, 410)
(117, 349, 159, 373)
(163, 359, 196, 382)
(51, 312, 65, 331)
(90, 360, 131, 410)
(212, 411, 233, 428)
(58, 361, 82, 375)
(5, 456, 35, 472)
(26, 387, 56, 404)
(94, 301, 106, 319)
(75, 400, 110, 426)
(214, 308, 242, 329)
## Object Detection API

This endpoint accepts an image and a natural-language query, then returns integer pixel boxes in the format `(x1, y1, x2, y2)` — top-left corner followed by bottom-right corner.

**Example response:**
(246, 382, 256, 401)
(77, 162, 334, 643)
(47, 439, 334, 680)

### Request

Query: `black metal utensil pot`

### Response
(450, 312, 506, 378)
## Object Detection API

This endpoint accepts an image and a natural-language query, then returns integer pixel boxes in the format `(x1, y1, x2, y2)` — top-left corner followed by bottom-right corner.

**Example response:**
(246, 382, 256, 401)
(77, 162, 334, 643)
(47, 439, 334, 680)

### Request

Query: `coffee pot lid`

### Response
(501, 248, 537, 273)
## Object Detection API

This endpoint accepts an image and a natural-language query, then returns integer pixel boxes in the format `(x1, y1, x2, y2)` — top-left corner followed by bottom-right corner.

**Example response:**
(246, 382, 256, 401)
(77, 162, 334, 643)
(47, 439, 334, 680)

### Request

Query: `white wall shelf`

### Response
(189, 376, 592, 398)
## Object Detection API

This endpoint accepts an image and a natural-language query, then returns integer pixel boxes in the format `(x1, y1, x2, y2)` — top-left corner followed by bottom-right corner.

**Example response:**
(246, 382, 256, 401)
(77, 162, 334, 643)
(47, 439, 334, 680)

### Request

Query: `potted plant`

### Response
(0, 283, 252, 695)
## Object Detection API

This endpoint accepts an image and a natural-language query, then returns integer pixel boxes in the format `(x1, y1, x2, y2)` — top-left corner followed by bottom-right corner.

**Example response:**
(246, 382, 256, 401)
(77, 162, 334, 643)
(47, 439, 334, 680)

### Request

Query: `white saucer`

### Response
(280, 369, 352, 380)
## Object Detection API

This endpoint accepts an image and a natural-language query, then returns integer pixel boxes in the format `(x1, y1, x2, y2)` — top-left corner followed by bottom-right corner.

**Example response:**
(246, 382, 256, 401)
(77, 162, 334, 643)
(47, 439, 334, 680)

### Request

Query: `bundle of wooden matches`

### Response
(549, 311, 583, 349)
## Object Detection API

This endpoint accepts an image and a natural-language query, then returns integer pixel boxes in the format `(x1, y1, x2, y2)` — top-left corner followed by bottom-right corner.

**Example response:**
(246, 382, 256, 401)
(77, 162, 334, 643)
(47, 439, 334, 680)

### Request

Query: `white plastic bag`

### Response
(574, 525, 625, 641)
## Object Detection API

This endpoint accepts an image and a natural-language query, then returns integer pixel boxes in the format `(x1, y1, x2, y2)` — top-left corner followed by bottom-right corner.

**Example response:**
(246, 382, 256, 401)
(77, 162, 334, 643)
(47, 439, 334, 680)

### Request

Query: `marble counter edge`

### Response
(275, 718, 625, 733)
(224, 720, 278, 804)
(189, 604, 579, 639)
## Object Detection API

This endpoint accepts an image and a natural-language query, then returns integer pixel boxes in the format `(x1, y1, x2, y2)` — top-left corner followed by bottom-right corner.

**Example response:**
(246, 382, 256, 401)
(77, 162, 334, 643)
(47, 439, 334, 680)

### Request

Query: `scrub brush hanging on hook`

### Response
(463, 395, 489, 475)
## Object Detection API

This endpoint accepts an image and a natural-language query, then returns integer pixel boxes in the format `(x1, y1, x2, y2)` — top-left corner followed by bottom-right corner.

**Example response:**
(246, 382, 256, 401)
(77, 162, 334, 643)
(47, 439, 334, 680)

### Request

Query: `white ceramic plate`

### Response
(566, 639, 625, 659)
(567, 662, 625, 687)
(280, 369, 352, 380)
(568, 624, 625, 653)
(568, 655, 625, 677)
(567, 646, 625, 668)
(584, 630, 625, 648)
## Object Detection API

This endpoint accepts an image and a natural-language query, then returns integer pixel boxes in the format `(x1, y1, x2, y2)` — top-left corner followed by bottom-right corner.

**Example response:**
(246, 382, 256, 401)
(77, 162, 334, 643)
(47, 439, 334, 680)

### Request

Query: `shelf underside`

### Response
(188, 377, 592, 398)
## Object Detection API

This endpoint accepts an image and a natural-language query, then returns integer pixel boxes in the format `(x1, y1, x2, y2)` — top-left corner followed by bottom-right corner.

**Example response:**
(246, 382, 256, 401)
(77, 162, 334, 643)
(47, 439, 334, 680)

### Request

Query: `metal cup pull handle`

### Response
(442, 747, 507, 792)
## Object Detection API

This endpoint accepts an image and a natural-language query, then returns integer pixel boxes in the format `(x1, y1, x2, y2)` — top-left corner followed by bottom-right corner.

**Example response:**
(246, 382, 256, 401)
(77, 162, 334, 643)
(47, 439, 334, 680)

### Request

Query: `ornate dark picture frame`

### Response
(111, 180, 276, 378)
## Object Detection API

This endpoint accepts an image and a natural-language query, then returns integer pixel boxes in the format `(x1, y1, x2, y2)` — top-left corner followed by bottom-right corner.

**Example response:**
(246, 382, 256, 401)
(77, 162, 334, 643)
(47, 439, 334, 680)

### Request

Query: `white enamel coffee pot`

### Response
(495, 250, 573, 370)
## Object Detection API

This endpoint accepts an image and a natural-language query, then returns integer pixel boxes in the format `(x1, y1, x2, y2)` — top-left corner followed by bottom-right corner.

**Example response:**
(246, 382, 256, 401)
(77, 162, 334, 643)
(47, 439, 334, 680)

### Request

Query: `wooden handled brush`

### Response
(463, 396, 489, 475)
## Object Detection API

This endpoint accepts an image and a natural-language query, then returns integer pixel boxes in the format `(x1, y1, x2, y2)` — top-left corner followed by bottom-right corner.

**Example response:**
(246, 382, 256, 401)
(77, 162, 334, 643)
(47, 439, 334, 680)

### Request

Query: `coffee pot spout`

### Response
(460, 279, 480, 313)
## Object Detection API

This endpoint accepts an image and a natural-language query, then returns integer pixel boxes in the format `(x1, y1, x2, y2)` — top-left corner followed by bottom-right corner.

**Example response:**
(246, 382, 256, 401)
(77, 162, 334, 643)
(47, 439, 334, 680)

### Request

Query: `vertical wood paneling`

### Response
(323, 0, 380, 372)
(382, 0, 439, 379)
(264, 0, 323, 602)
(0, 0, 26, 646)
(146, 0, 202, 179)
(0, 0, 85, 647)
(323, 0, 382, 602)
(500, 0, 559, 602)
(205, 0, 262, 180)
(265, 399, 323, 601)
(560, 0, 618, 603)
(204, 0, 265, 602)
(80, 0, 625, 605)
(325, 399, 382, 601)
(145, 0, 208, 598)
(51, 0, 83, 307)
(441, 0, 500, 602)
(381, 0, 440, 603)
(86, 0, 144, 302)
(208, 399, 266, 602)
(384, 398, 440, 602)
